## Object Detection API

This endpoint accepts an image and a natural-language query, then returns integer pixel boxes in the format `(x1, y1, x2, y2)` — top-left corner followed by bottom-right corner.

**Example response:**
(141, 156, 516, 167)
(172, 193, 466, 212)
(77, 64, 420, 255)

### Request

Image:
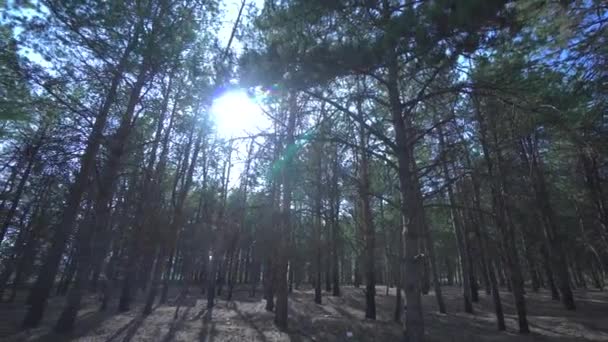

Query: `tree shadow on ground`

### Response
(19, 307, 116, 342)
(232, 304, 270, 342)
(198, 308, 216, 342)
(103, 315, 145, 342)
(160, 306, 192, 342)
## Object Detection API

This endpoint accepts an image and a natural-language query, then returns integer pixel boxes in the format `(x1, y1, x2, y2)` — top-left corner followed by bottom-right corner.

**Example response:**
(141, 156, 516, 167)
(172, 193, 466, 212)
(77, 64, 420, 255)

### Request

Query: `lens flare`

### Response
(211, 89, 268, 138)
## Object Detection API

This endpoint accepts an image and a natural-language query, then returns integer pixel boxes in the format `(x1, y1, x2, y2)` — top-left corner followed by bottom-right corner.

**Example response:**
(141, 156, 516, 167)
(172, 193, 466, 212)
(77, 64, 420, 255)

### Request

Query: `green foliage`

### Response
(0, 25, 30, 125)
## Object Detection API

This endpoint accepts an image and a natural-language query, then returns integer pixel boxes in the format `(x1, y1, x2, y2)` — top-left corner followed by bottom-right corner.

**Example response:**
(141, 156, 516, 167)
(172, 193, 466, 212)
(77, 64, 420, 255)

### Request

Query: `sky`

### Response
(212, 0, 269, 139)
(6, 0, 269, 185)
(217, 0, 264, 48)
(212, 0, 270, 186)
(213, 0, 269, 136)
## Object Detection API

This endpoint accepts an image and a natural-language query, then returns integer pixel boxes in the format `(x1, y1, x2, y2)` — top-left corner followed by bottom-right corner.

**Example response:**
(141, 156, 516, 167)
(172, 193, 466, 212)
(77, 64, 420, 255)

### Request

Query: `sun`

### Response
(211, 89, 267, 138)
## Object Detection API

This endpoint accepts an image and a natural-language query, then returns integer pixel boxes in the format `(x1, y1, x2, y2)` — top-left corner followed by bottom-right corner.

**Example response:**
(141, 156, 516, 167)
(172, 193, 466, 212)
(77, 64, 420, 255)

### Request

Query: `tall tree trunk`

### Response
(355, 86, 376, 319)
(274, 92, 297, 330)
(446, 257, 454, 286)
(580, 147, 608, 235)
(21, 32, 139, 328)
(540, 244, 560, 300)
(228, 141, 255, 300)
(160, 124, 203, 305)
(386, 46, 424, 342)
(0, 137, 41, 245)
(474, 95, 529, 333)
(420, 239, 431, 295)
(394, 200, 405, 323)
(437, 124, 472, 313)
(0, 178, 50, 298)
(466, 170, 505, 330)
(576, 202, 605, 290)
(331, 216, 341, 297)
(330, 143, 341, 297)
(55, 60, 150, 333)
(263, 256, 275, 311)
(313, 137, 323, 305)
(0, 152, 24, 217)
(56, 239, 83, 297)
(143, 247, 165, 315)
(520, 136, 575, 310)
(207, 143, 232, 309)
(118, 78, 178, 311)
(419, 197, 446, 313)
(518, 224, 541, 293)
(325, 248, 332, 293)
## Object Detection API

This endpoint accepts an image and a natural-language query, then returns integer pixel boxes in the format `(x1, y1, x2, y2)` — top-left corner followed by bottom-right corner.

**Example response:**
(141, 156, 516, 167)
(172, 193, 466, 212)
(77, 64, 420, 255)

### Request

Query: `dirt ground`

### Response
(1, 285, 607, 342)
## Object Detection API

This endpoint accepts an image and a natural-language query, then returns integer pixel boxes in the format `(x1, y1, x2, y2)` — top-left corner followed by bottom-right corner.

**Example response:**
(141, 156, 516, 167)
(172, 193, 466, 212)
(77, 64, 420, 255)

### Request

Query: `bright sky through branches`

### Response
(212, 0, 268, 139)
(211, 89, 268, 138)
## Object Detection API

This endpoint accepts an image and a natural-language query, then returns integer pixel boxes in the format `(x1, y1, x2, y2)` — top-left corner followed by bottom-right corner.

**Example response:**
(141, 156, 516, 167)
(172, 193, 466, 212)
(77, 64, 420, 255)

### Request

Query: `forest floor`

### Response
(1, 285, 607, 342)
